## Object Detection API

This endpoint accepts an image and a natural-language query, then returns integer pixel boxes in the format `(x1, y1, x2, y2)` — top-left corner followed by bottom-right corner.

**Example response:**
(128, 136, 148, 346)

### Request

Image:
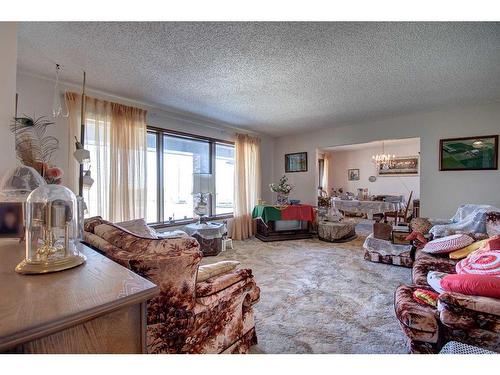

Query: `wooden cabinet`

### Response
(0, 240, 159, 354)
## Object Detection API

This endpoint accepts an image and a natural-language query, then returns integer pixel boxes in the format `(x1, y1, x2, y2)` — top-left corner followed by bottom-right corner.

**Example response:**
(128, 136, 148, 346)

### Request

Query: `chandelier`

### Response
(372, 141, 395, 168)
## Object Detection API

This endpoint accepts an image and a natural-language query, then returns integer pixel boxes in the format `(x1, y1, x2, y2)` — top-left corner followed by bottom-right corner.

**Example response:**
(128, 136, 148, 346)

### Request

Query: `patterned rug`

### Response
(201, 220, 412, 354)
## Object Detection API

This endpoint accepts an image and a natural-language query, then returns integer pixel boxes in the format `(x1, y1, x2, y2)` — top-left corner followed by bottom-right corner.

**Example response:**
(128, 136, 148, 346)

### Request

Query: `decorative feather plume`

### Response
(10, 115, 59, 175)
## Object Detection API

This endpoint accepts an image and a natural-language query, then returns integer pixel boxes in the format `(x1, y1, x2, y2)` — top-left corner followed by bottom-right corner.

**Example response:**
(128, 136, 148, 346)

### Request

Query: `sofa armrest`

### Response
(196, 268, 254, 298)
(438, 292, 500, 317)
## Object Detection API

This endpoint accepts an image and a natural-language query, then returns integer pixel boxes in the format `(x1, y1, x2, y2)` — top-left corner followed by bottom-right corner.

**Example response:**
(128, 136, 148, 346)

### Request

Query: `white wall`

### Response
(327, 139, 420, 202)
(14, 73, 275, 202)
(273, 103, 500, 218)
(0, 23, 18, 178)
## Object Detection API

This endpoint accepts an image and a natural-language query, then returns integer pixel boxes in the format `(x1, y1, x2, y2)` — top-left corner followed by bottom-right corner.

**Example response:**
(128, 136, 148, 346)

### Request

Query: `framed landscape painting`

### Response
(378, 156, 419, 176)
(285, 152, 308, 172)
(439, 135, 498, 171)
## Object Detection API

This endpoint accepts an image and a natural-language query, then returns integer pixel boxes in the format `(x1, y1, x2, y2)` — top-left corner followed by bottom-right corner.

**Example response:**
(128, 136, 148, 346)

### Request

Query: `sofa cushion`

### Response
(481, 235, 500, 251)
(422, 234, 474, 254)
(486, 212, 500, 237)
(115, 218, 158, 239)
(413, 288, 439, 307)
(197, 261, 240, 282)
(456, 250, 500, 277)
(441, 274, 500, 299)
(448, 238, 489, 260)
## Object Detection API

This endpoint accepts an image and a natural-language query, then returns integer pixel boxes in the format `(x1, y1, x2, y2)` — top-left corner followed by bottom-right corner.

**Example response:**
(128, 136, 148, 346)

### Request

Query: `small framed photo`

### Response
(348, 168, 360, 181)
(285, 152, 308, 172)
(440, 135, 498, 171)
(0, 202, 24, 238)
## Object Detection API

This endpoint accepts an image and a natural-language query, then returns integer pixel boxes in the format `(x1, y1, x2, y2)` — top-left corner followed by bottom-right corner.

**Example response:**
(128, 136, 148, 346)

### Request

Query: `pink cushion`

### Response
(441, 274, 500, 299)
(456, 250, 500, 277)
(481, 235, 500, 251)
(422, 234, 474, 254)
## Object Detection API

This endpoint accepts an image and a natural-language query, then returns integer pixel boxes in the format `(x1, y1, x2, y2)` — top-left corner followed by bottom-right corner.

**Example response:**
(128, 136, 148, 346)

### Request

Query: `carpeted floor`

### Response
(201, 220, 412, 354)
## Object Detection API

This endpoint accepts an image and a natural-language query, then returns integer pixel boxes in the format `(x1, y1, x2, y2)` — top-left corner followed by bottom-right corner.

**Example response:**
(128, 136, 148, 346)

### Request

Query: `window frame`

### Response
(147, 125, 235, 228)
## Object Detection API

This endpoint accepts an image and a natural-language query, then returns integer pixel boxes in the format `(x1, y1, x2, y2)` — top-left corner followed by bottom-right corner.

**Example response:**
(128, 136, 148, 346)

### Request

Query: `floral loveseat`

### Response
(83, 217, 260, 354)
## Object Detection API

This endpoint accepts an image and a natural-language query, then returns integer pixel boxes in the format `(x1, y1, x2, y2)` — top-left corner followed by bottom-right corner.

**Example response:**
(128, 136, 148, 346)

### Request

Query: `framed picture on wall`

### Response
(348, 168, 360, 181)
(439, 135, 498, 171)
(378, 156, 419, 176)
(285, 152, 308, 172)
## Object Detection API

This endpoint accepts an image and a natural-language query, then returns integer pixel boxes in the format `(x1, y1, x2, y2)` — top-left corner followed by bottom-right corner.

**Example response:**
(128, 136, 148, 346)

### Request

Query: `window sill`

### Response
(149, 214, 233, 229)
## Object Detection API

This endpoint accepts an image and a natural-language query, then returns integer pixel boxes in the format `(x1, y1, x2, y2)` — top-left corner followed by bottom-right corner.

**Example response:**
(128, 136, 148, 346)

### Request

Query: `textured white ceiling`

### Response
(17, 22, 500, 137)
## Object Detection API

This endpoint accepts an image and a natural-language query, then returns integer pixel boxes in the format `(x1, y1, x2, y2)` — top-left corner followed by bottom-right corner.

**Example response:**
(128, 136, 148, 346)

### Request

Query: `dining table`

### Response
(332, 197, 403, 222)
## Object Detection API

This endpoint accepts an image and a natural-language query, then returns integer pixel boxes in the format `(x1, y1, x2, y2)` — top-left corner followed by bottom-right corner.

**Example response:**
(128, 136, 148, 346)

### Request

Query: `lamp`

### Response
(52, 64, 69, 118)
(82, 170, 94, 188)
(73, 137, 90, 164)
(372, 141, 395, 169)
(193, 173, 212, 224)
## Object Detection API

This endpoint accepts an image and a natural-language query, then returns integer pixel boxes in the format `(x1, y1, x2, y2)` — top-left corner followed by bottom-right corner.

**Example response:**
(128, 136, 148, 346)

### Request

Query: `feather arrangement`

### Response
(10, 115, 62, 183)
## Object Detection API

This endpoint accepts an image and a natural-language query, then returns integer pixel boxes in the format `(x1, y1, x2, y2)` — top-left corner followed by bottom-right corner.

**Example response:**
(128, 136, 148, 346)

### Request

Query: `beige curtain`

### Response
(66, 93, 147, 222)
(322, 152, 330, 193)
(231, 134, 261, 240)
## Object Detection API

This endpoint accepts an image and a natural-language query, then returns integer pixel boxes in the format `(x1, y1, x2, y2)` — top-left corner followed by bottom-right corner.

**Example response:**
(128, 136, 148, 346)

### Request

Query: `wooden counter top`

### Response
(0, 240, 159, 352)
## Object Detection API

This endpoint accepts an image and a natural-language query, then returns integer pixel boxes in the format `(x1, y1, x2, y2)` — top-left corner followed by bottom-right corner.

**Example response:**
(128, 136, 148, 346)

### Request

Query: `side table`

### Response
(184, 222, 225, 256)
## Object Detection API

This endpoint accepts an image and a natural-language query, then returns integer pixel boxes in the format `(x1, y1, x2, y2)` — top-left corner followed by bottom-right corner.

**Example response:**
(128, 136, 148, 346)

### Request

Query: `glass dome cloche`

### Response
(15, 184, 86, 274)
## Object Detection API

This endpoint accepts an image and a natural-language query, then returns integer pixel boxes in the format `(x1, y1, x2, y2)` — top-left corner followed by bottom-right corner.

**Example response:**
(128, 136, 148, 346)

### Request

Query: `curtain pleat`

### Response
(66, 92, 147, 222)
(231, 134, 261, 240)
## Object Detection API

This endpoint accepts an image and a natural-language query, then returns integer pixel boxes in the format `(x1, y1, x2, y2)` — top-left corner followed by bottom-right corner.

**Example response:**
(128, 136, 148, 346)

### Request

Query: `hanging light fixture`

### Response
(372, 141, 395, 168)
(52, 64, 69, 118)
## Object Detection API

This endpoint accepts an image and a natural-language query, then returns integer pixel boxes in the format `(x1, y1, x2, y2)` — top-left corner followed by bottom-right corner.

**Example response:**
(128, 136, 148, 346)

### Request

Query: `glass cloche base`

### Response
(15, 253, 86, 274)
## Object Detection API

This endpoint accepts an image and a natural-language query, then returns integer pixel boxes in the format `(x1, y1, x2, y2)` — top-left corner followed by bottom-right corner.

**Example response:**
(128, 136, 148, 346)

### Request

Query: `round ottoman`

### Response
(318, 220, 356, 242)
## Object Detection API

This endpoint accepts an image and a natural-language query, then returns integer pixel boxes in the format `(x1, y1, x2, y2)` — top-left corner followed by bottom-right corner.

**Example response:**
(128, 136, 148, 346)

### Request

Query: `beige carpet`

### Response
(202, 220, 412, 354)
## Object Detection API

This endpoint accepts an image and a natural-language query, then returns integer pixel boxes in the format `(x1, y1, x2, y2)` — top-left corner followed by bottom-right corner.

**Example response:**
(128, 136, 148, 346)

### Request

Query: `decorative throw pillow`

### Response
(410, 218, 433, 235)
(412, 289, 439, 307)
(422, 234, 474, 254)
(441, 274, 500, 299)
(486, 212, 500, 237)
(456, 250, 500, 277)
(448, 238, 490, 260)
(197, 261, 240, 282)
(481, 235, 500, 252)
(115, 218, 158, 239)
(427, 271, 449, 294)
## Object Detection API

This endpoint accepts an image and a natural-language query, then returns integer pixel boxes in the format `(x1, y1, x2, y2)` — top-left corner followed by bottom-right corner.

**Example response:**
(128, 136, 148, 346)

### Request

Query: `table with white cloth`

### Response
(183, 222, 225, 256)
(332, 198, 402, 220)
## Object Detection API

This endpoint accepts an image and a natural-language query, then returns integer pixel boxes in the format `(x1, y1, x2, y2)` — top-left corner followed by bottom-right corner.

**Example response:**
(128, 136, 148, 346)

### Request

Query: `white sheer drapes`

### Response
(66, 93, 147, 222)
(230, 133, 261, 240)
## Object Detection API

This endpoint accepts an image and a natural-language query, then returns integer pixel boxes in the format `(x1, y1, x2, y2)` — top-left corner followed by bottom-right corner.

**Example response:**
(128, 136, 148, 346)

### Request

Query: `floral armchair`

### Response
(83, 217, 260, 354)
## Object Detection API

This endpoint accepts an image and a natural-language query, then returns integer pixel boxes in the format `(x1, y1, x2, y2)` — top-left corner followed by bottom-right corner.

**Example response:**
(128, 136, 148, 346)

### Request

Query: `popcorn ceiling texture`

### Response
(17, 22, 500, 136)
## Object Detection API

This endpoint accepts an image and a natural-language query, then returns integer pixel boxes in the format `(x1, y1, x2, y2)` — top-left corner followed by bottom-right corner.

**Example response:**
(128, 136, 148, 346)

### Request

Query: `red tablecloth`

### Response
(281, 204, 315, 222)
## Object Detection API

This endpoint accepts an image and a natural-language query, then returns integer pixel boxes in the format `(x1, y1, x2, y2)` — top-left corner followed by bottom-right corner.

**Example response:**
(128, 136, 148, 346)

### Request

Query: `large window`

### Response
(147, 127, 235, 224)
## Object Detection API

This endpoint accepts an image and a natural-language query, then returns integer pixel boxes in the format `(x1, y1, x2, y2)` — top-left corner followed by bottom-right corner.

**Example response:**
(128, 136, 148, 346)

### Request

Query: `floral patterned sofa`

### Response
(83, 217, 260, 354)
(395, 249, 500, 353)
